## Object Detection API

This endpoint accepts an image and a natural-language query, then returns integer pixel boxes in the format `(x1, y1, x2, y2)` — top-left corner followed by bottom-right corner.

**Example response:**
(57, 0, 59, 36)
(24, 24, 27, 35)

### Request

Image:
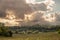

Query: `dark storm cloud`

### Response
(0, 11, 6, 18)
(0, 0, 32, 19)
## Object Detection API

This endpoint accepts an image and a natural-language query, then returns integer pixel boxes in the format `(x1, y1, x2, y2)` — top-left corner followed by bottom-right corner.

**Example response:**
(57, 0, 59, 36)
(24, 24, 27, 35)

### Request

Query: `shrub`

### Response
(58, 29, 60, 34)
(0, 23, 13, 37)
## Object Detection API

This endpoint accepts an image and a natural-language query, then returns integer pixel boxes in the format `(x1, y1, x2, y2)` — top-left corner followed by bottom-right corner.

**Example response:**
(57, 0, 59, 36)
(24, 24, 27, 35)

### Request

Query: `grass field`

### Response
(0, 32, 60, 40)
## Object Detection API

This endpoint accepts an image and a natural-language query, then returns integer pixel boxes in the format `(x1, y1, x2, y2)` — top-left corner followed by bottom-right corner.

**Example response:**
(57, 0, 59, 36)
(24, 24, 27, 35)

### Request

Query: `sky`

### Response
(54, 0, 60, 12)
(32, 0, 60, 12)
(0, 0, 60, 26)
(0, 0, 59, 18)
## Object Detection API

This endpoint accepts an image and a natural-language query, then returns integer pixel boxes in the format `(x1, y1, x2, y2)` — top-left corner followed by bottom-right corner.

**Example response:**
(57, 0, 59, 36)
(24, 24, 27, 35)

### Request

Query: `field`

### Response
(0, 32, 60, 40)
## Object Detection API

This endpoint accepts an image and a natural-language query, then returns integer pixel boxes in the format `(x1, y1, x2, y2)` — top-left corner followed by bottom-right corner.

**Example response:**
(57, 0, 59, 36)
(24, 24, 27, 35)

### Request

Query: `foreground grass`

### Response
(0, 32, 60, 40)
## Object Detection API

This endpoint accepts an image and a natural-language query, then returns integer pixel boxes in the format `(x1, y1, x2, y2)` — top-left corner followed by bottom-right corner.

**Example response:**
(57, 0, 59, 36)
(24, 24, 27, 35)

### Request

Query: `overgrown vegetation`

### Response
(0, 23, 13, 37)
(0, 22, 60, 37)
(8, 24, 60, 34)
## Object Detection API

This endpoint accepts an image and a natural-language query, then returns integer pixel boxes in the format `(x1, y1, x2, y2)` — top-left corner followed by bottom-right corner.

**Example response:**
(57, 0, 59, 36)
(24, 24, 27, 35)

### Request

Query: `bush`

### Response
(4, 31, 13, 37)
(57, 29, 60, 34)
(58, 31, 60, 34)
(0, 26, 13, 37)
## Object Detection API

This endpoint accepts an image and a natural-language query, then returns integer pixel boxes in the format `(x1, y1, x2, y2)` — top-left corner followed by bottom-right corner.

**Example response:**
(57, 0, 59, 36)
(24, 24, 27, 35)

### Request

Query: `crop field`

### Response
(0, 32, 60, 40)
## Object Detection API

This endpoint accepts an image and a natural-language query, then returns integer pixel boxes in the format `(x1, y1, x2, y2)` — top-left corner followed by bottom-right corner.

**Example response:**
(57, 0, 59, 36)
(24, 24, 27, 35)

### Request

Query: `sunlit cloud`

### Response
(25, 0, 56, 23)
(42, 13, 56, 22)
(0, 9, 20, 26)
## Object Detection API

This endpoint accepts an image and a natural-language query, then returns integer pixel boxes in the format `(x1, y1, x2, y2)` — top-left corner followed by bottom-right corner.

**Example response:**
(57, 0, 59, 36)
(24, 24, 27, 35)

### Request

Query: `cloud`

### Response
(24, 0, 56, 25)
(26, 0, 55, 12)
(54, 12, 60, 25)
(0, 0, 55, 19)
(0, 0, 32, 19)
(1, 0, 60, 26)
